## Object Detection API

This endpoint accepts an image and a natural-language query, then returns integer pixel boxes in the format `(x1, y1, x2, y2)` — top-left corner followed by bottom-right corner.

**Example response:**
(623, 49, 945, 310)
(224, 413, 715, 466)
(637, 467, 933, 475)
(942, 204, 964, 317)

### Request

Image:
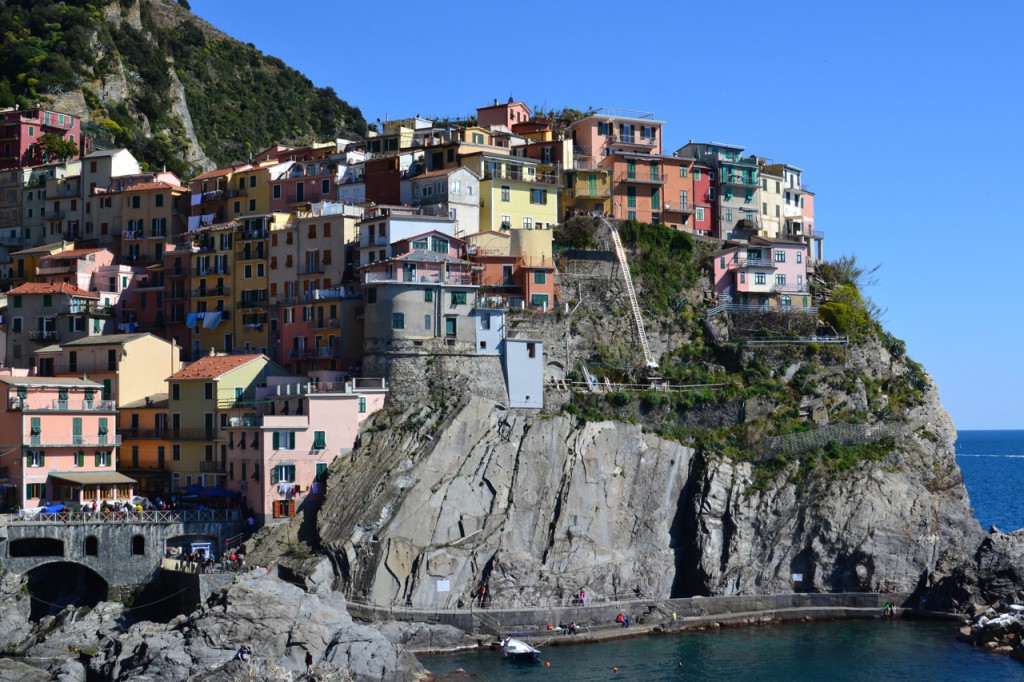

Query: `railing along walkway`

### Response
(0, 509, 241, 526)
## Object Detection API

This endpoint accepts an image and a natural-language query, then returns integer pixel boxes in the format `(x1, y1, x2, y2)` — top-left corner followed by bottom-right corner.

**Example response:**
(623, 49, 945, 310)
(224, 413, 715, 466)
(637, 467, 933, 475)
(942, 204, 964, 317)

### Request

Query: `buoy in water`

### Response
(545, 661, 550, 667)
(613, 667, 619, 673)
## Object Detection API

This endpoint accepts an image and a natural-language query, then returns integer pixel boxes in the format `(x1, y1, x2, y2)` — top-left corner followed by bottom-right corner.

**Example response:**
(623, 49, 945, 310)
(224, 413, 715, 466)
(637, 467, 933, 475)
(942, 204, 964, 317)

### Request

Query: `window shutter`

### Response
(39, 452, 44, 466)
(288, 465, 296, 482)
(273, 432, 280, 450)
(95, 452, 101, 466)
(272, 466, 279, 484)
(289, 432, 296, 449)
(98, 418, 108, 435)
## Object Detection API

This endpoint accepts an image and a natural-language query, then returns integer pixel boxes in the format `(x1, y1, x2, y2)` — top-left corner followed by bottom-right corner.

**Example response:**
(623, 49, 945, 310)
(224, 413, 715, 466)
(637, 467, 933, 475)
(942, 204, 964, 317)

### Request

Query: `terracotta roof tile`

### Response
(167, 354, 265, 381)
(122, 181, 188, 193)
(42, 248, 107, 260)
(190, 164, 252, 182)
(7, 282, 99, 298)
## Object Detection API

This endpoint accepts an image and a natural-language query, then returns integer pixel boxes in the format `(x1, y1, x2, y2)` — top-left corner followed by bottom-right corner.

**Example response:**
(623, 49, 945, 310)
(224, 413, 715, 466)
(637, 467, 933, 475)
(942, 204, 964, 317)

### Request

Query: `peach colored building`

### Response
(0, 376, 130, 510)
(569, 109, 664, 169)
(710, 236, 811, 308)
(477, 98, 532, 129)
(224, 376, 387, 524)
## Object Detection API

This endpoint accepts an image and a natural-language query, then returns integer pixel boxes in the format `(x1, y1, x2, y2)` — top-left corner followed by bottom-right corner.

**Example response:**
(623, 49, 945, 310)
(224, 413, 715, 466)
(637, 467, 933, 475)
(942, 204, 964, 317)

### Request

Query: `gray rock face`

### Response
(320, 395, 695, 606)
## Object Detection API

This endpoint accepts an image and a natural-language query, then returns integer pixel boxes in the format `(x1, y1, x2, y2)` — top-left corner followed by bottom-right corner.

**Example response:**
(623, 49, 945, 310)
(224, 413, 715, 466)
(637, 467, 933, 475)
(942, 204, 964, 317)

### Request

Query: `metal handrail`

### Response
(0, 508, 242, 525)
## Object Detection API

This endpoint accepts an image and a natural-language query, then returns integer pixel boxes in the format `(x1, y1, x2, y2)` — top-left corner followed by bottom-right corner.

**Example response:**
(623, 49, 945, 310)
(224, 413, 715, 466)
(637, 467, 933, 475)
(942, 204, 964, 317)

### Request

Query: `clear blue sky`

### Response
(188, 0, 1021, 430)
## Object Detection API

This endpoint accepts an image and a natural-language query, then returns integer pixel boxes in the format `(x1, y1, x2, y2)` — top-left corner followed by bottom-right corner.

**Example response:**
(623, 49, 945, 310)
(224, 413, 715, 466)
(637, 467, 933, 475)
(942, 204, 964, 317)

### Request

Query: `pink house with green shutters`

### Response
(0, 376, 132, 510)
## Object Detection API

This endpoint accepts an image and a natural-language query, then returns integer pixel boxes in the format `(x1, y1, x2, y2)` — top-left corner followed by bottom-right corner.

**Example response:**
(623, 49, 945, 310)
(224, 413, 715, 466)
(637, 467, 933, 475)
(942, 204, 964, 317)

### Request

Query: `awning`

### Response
(48, 472, 137, 486)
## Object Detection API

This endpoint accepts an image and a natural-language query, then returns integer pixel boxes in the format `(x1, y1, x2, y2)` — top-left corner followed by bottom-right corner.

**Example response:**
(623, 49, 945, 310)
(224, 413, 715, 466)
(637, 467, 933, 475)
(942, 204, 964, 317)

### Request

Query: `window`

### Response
(627, 211, 637, 221)
(762, 202, 768, 215)
(366, 288, 377, 304)
(132, 196, 140, 209)
(797, 252, 803, 264)
(313, 431, 326, 450)
(782, 295, 792, 307)
(693, 168, 701, 181)
(205, 383, 214, 400)
(27, 483, 45, 499)
(248, 199, 256, 211)
(172, 444, 181, 461)
(776, 274, 786, 286)
(392, 312, 405, 330)
(12, 296, 20, 309)
(273, 464, 296, 484)
(424, 314, 431, 330)
(451, 291, 467, 305)
(132, 535, 145, 556)
(726, 208, 733, 222)
(500, 186, 510, 202)
(249, 175, 257, 188)
(155, 194, 164, 208)
(651, 187, 660, 210)
(244, 264, 252, 279)
(445, 318, 456, 336)
(451, 179, 461, 194)
(530, 189, 547, 205)
(272, 431, 296, 450)
(522, 216, 533, 229)
(534, 271, 546, 285)
(172, 384, 180, 400)
(527, 342, 537, 358)
(43, 294, 52, 307)
(424, 289, 433, 302)
(411, 238, 428, 250)
(322, 179, 330, 194)
(775, 250, 786, 263)
(27, 451, 44, 467)
(531, 294, 549, 308)
(708, 187, 715, 201)
(273, 185, 281, 199)
(755, 273, 767, 285)
(358, 397, 367, 413)
(316, 462, 328, 481)
(627, 186, 636, 208)
(740, 272, 746, 284)
(12, 318, 21, 333)
(95, 451, 111, 467)
(431, 238, 449, 254)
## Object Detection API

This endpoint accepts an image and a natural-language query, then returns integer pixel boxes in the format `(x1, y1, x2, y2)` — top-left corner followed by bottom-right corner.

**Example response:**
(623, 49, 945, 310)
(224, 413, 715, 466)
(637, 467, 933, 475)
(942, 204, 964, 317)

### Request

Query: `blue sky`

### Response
(187, 0, 1021, 430)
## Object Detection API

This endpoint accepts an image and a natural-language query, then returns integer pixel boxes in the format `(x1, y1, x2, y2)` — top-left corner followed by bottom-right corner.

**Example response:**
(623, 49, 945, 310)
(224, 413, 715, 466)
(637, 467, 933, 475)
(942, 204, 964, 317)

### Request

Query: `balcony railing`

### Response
(663, 202, 694, 214)
(195, 265, 230, 276)
(169, 429, 217, 440)
(44, 399, 116, 412)
(122, 428, 170, 439)
(28, 330, 59, 342)
(363, 272, 474, 285)
(237, 248, 266, 261)
(25, 434, 122, 447)
(772, 283, 811, 294)
(288, 346, 336, 359)
(228, 416, 263, 428)
(309, 317, 339, 330)
(124, 230, 144, 240)
(199, 460, 225, 473)
(60, 302, 113, 316)
(483, 168, 560, 184)
(571, 187, 612, 199)
(299, 264, 326, 275)
(192, 286, 230, 298)
(616, 172, 664, 185)
(607, 134, 656, 147)
(722, 174, 758, 188)
(237, 296, 268, 309)
(238, 229, 269, 241)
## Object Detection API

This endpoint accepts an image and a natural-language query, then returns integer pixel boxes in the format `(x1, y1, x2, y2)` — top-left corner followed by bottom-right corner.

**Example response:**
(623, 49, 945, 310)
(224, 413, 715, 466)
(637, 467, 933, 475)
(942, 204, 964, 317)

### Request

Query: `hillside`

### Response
(0, 0, 366, 176)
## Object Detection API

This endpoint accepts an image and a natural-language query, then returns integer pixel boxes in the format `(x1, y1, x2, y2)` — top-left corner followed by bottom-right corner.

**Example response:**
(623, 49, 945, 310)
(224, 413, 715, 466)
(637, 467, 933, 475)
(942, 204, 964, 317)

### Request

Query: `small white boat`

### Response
(501, 636, 541, 662)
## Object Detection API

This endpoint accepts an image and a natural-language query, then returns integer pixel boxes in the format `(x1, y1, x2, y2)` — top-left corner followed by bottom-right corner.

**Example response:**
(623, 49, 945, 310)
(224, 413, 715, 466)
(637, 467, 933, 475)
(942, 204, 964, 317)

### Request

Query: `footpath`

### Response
(345, 591, 955, 654)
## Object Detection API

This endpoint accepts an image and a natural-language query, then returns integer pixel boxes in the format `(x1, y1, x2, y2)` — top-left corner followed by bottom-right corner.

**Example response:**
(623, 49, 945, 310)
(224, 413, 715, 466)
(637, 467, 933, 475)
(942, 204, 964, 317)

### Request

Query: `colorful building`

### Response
(166, 354, 291, 492)
(477, 98, 532, 129)
(5, 282, 114, 369)
(462, 153, 559, 232)
(401, 166, 481, 236)
(710, 236, 811, 308)
(120, 181, 190, 266)
(0, 108, 84, 171)
(677, 142, 760, 239)
(225, 376, 387, 524)
(0, 375, 129, 510)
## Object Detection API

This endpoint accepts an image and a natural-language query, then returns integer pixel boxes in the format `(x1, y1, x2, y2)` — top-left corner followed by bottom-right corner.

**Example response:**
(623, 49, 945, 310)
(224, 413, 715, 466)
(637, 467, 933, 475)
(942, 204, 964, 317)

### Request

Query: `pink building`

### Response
(477, 99, 532, 129)
(710, 236, 810, 308)
(35, 248, 115, 289)
(0, 108, 85, 170)
(224, 377, 386, 524)
(569, 109, 664, 169)
(0, 376, 130, 510)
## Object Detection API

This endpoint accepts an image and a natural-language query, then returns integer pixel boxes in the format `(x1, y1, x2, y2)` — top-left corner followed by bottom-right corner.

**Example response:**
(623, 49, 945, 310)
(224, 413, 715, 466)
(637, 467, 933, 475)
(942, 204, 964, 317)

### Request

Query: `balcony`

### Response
(124, 230, 145, 240)
(195, 265, 230, 276)
(35, 265, 73, 276)
(299, 263, 325, 275)
(483, 168, 560, 185)
(25, 434, 122, 447)
(721, 174, 758, 188)
(199, 460, 225, 473)
(663, 202, 694, 215)
(60, 302, 113, 316)
(238, 229, 269, 241)
(772, 283, 811, 294)
(228, 415, 263, 428)
(288, 346, 336, 359)
(36, 399, 116, 412)
(28, 330, 60, 342)
(606, 133, 657, 148)
(191, 286, 230, 298)
(169, 429, 216, 441)
(167, 268, 186, 279)
(197, 190, 225, 203)
(571, 186, 612, 199)
(363, 271, 474, 285)
(237, 296, 268, 309)
(237, 247, 266, 261)
(309, 317, 339, 330)
(616, 172, 664, 185)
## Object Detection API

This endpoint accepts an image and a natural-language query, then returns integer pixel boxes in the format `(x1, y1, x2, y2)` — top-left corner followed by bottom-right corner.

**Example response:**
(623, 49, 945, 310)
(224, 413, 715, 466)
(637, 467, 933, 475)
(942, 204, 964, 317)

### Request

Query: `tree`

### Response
(37, 133, 78, 162)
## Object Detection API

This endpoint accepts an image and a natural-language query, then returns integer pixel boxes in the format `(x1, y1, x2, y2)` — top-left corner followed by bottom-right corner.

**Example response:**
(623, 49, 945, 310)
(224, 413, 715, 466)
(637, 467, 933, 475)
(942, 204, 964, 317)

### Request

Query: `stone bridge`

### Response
(0, 510, 242, 597)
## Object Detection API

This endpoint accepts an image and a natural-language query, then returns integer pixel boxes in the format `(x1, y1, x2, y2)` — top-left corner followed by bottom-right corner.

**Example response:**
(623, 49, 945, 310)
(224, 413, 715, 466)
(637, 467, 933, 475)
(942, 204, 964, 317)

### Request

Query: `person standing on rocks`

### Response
(305, 650, 313, 676)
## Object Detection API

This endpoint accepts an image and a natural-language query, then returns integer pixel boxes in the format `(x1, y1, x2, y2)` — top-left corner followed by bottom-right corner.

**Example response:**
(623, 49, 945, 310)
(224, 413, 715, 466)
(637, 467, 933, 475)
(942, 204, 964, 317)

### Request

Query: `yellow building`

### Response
(564, 169, 613, 217)
(226, 164, 274, 220)
(9, 241, 74, 285)
(120, 181, 189, 266)
(461, 153, 559, 232)
(166, 354, 291, 490)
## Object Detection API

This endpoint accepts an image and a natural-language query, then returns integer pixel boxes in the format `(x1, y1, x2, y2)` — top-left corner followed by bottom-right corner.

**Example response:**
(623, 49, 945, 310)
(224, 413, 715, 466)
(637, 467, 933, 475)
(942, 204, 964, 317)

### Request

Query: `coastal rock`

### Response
(0, 572, 33, 650)
(377, 621, 480, 653)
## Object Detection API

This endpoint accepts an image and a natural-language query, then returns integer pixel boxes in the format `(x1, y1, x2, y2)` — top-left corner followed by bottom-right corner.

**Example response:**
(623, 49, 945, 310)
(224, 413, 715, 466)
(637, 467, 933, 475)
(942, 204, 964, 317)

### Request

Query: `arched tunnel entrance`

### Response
(24, 562, 107, 621)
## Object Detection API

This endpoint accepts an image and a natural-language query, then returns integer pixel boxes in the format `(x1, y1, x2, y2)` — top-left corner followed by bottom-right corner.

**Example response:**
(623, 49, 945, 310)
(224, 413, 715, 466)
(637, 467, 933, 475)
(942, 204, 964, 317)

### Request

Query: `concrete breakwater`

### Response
(348, 591, 917, 649)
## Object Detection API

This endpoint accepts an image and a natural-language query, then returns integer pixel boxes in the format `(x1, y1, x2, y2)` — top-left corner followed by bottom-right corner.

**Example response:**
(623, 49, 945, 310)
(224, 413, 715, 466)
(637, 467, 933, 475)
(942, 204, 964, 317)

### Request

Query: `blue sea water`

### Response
(421, 430, 1024, 680)
(956, 430, 1024, 532)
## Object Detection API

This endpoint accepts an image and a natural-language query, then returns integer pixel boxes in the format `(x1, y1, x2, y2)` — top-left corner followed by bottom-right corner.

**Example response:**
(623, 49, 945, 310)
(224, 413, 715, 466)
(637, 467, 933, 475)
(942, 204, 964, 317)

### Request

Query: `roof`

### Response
(82, 148, 130, 159)
(412, 167, 458, 180)
(42, 248, 106, 260)
(60, 333, 153, 347)
(190, 164, 252, 182)
(168, 354, 266, 381)
(11, 241, 69, 257)
(122, 181, 188, 193)
(394, 250, 468, 265)
(49, 471, 137, 486)
(0, 376, 102, 388)
(7, 282, 99, 298)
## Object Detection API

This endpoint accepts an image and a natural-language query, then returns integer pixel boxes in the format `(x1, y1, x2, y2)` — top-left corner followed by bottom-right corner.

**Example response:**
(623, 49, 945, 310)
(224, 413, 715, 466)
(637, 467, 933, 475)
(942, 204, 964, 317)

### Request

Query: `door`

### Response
(403, 263, 416, 283)
(588, 173, 598, 197)
(72, 417, 82, 446)
(445, 318, 456, 337)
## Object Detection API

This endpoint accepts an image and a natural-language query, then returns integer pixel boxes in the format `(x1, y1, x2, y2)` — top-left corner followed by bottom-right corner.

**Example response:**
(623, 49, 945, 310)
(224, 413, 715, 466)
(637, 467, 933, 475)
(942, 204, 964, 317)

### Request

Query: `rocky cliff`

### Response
(315, 220, 989, 610)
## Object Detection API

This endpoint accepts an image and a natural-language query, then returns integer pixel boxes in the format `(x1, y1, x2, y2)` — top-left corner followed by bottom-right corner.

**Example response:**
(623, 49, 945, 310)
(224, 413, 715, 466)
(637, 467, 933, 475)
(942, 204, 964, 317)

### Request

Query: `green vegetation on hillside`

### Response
(0, 0, 365, 175)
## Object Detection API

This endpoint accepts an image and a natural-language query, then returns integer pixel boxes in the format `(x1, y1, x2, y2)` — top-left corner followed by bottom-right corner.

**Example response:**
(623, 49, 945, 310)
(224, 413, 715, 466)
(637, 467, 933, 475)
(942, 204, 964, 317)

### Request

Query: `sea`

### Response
(421, 430, 1024, 681)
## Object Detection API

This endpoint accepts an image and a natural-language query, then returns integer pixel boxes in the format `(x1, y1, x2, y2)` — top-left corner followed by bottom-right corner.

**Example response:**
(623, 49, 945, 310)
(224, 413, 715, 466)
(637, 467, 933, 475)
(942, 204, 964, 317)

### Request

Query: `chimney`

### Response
(493, 99, 498, 106)
(209, 347, 216, 357)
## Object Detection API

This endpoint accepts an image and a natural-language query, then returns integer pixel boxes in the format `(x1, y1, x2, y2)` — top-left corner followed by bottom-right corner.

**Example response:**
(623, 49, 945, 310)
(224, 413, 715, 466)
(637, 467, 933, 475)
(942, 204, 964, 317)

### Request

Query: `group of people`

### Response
(232, 645, 314, 676)
(615, 613, 632, 628)
(173, 549, 247, 574)
(552, 621, 580, 635)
